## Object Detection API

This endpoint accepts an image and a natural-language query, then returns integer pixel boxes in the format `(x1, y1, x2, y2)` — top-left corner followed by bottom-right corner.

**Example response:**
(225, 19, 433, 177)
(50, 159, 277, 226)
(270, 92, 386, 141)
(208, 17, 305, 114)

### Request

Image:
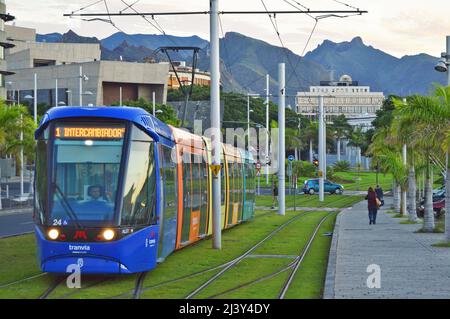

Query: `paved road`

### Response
(0, 210, 33, 238)
(325, 198, 450, 299)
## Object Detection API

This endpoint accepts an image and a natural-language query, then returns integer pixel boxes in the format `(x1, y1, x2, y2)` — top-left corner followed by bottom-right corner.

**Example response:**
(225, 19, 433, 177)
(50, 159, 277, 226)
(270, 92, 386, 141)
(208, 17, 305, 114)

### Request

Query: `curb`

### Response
(323, 208, 344, 299)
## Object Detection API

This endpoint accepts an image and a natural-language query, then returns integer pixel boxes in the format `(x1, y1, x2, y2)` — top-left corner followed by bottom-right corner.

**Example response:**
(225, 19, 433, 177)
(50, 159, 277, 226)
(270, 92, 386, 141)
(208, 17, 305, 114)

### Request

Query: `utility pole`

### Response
(34, 73, 37, 124)
(153, 91, 156, 117)
(120, 86, 123, 106)
(318, 95, 325, 202)
(266, 74, 270, 185)
(278, 63, 286, 216)
(55, 78, 58, 107)
(247, 94, 250, 152)
(79, 66, 83, 107)
(211, 0, 222, 249)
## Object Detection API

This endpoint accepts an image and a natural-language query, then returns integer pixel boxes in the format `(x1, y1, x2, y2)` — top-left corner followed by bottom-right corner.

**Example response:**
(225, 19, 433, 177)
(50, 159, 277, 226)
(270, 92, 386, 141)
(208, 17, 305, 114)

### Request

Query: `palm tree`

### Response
(302, 120, 319, 163)
(368, 126, 407, 214)
(347, 126, 366, 168)
(391, 103, 423, 221)
(331, 115, 352, 162)
(0, 101, 37, 177)
(393, 94, 448, 231)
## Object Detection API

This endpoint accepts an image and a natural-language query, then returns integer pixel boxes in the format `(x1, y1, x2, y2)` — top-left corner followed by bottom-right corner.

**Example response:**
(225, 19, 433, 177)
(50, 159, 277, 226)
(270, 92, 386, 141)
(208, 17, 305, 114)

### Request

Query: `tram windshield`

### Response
(49, 123, 126, 226)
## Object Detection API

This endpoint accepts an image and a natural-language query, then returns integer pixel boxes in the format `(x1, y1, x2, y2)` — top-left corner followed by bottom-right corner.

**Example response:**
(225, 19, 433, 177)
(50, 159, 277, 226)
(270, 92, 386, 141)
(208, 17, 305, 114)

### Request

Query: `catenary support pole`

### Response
(211, 0, 222, 249)
(153, 91, 156, 117)
(319, 95, 325, 202)
(266, 74, 270, 185)
(55, 79, 58, 107)
(278, 63, 286, 216)
(34, 73, 37, 124)
(79, 66, 83, 107)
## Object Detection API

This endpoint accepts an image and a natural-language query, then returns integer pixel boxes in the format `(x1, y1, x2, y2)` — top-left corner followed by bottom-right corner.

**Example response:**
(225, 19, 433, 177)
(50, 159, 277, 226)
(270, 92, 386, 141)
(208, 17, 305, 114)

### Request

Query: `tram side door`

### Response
(157, 145, 178, 261)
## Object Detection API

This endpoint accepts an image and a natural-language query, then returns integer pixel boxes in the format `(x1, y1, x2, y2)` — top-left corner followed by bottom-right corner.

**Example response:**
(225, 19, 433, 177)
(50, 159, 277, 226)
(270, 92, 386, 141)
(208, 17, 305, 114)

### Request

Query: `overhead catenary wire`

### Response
(103, 0, 125, 33)
(120, 0, 166, 35)
(260, 0, 317, 90)
(218, 14, 236, 85)
(282, 0, 316, 20)
(332, 0, 359, 11)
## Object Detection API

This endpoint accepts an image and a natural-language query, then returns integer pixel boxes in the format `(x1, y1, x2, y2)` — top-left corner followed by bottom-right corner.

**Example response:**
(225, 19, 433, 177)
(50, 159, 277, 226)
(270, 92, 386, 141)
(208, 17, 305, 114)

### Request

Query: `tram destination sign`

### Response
(55, 126, 126, 140)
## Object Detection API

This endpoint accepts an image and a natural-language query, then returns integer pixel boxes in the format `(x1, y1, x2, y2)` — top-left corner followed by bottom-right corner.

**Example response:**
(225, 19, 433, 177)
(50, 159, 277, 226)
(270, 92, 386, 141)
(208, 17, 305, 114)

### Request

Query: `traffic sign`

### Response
(210, 164, 221, 177)
(256, 162, 262, 170)
(288, 155, 295, 162)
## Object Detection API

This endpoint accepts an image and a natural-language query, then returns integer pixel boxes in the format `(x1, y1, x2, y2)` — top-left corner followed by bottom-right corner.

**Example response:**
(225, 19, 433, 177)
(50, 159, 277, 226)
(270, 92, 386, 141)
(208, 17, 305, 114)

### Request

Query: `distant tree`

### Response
(113, 98, 181, 127)
(330, 115, 352, 162)
(0, 101, 36, 174)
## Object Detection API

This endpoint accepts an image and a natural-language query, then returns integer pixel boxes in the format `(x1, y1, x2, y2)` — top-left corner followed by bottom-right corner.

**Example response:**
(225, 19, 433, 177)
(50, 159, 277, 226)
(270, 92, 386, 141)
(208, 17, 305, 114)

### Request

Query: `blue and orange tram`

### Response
(33, 106, 256, 274)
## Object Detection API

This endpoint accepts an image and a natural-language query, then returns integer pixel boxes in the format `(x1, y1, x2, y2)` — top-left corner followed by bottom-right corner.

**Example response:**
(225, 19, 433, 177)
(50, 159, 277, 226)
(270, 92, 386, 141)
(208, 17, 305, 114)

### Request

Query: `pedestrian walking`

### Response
(272, 182, 278, 209)
(375, 185, 384, 207)
(365, 187, 379, 225)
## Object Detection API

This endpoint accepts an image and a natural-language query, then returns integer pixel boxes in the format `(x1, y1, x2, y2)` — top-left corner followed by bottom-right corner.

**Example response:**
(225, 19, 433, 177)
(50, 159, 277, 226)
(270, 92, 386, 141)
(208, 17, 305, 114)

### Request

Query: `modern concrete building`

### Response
(0, 0, 15, 99)
(296, 74, 385, 130)
(4, 25, 170, 107)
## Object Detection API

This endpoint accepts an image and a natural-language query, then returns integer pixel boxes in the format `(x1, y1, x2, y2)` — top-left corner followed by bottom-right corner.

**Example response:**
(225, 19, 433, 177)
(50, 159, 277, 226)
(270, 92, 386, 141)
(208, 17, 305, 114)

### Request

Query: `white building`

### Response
(296, 75, 385, 130)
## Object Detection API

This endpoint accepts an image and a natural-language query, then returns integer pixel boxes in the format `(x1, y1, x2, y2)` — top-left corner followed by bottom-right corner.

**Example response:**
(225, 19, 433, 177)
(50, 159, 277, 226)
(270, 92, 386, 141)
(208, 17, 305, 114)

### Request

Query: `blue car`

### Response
(303, 179, 344, 195)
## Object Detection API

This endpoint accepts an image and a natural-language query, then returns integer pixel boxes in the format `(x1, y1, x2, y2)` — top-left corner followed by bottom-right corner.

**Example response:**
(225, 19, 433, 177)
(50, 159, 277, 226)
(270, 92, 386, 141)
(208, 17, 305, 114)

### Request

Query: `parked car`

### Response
(417, 198, 446, 219)
(303, 179, 344, 195)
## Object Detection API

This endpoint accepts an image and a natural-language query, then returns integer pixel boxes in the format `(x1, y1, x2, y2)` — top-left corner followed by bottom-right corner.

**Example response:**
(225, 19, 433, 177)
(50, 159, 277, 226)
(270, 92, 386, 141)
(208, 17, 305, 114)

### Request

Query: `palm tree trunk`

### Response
(423, 159, 435, 232)
(309, 139, 313, 163)
(401, 185, 408, 216)
(393, 181, 401, 213)
(357, 147, 362, 167)
(445, 165, 450, 241)
(408, 165, 418, 222)
(337, 138, 341, 162)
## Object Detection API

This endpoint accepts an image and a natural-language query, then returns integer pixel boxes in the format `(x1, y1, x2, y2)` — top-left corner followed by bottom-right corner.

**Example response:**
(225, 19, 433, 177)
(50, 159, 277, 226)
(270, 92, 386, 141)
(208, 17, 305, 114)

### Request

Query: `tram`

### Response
(33, 106, 256, 274)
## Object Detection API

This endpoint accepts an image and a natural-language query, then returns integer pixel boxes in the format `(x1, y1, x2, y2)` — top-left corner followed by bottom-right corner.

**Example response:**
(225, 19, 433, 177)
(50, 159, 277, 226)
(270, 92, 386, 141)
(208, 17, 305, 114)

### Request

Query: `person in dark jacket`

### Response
(272, 182, 279, 209)
(375, 185, 384, 207)
(365, 187, 379, 225)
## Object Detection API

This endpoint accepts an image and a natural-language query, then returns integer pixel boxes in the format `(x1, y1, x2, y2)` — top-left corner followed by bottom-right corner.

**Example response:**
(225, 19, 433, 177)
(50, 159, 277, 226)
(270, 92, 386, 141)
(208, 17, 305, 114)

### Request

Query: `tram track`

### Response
(278, 213, 331, 299)
(189, 212, 334, 299)
(132, 272, 148, 299)
(184, 211, 316, 299)
(38, 275, 65, 299)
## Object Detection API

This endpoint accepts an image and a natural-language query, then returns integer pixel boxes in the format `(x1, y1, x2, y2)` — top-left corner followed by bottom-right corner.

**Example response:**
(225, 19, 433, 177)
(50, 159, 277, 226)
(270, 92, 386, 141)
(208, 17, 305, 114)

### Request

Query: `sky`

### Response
(6, 0, 450, 58)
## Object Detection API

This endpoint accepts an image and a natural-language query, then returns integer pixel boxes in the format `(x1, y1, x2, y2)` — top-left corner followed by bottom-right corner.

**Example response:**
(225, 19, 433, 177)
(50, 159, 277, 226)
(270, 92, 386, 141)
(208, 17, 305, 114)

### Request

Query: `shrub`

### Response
(291, 161, 317, 178)
(333, 160, 351, 172)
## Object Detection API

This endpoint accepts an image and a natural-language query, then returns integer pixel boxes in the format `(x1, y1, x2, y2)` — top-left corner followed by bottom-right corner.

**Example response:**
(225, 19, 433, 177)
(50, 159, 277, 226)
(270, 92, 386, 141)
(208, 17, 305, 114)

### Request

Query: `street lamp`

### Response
(435, 36, 450, 240)
(247, 93, 260, 153)
(66, 90, 72, 106)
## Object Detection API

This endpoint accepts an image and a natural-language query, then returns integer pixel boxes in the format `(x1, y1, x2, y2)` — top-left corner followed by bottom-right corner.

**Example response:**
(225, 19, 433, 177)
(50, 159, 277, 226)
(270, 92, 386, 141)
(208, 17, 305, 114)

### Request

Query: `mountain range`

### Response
(37, 30, 447, 99)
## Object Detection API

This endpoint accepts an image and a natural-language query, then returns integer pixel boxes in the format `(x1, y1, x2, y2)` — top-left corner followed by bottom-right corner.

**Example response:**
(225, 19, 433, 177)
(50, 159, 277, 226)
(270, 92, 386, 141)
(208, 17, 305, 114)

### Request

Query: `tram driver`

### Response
(87, 185, 111, 202)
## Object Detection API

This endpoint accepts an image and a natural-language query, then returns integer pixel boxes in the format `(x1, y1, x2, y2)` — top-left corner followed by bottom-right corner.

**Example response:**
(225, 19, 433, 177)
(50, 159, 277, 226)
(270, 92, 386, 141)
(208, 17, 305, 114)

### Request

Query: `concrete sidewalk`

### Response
(324, 198, 450, 299)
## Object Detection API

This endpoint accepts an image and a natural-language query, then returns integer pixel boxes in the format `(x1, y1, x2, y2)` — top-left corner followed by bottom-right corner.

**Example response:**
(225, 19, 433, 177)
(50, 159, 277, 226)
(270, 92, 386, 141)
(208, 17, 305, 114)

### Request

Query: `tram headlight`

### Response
(102, 229, 115, 241)
(48, 229, 60, 240)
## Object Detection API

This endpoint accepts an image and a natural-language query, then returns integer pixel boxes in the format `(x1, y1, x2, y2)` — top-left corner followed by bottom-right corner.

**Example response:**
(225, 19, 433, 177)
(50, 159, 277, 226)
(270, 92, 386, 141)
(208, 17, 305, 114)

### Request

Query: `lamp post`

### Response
(247, 93, 259, 153)
(434, 35, 450, 241)
(66, 90, 72, 106)
(79, 66, 89, 106)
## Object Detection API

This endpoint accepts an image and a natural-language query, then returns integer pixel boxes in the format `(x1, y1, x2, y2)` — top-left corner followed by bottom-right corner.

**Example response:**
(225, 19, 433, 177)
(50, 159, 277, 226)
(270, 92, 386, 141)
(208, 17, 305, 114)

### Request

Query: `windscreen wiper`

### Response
(52, 183, 83, 230)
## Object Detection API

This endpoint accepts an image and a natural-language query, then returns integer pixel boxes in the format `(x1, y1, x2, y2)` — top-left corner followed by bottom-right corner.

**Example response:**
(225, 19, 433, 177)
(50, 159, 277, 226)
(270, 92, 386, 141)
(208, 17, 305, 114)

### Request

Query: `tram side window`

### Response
(122, 141, 157, 226)
(181, 152, 192, 243)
